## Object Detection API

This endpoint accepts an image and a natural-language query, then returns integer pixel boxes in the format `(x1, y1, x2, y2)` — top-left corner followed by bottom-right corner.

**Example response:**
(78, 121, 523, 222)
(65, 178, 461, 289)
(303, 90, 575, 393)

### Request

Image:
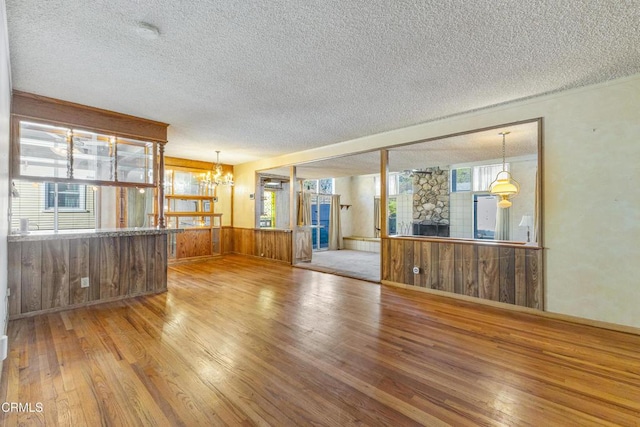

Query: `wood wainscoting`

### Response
(226, 228, 292, 263)
(8, 233, 168, 318)
(382, 237, 543, 309)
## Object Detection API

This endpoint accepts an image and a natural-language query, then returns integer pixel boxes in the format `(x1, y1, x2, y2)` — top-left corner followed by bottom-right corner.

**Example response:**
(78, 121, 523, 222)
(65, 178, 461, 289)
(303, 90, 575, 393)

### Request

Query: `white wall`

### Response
(234, 73, 640, 329)
(0, 0, 11, 370)
(349, 175, 377, 238)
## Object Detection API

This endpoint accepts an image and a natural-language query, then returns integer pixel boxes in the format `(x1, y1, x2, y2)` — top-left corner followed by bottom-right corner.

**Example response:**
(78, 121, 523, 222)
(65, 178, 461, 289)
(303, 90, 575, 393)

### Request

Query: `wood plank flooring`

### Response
(1, 254, 639, 426)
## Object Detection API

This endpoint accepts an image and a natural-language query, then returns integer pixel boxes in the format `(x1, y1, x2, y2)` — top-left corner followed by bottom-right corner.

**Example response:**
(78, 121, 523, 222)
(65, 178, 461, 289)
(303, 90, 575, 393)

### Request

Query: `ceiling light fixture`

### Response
(489, 131, 519, 208)
(201, 151, 234, 191)
(135, 22, 161, 40)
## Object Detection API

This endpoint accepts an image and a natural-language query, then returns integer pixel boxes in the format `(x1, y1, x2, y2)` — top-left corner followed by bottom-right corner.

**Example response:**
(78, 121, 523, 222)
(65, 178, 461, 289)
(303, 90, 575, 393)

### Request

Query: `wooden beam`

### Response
(12, 91, 168, 142)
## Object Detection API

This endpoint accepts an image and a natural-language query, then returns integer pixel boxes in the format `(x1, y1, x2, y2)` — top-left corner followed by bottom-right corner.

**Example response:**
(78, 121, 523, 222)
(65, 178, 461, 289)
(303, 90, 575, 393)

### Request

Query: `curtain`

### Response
(296, 192, 312, 226)
(328, 194, 343, 250)
(473, 164, 507, 192)
(373, 197, 381, 238)
(495, 205, 510, 240)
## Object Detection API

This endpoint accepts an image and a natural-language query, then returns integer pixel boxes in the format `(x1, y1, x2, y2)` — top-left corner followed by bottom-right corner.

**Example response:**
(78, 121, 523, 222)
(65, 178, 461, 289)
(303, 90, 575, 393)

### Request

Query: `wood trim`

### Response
(380, 150, 388, 238)
(165, 156, 233, 175)
(387, 235, 543, 250)
(12, 91, 168, 142)
(9, 289, 167, 320)
(12, 175, 157, 188)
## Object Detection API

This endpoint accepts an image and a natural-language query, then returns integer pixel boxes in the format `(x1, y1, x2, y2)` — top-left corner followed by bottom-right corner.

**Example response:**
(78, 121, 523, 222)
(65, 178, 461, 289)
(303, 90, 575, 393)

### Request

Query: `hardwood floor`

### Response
(1, 254, 639, 426)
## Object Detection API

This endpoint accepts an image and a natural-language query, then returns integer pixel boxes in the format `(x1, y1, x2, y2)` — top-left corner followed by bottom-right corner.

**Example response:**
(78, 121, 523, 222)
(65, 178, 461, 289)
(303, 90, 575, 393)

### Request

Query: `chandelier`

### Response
(489, 131, 519, 208)
(201, 151, 233, 191)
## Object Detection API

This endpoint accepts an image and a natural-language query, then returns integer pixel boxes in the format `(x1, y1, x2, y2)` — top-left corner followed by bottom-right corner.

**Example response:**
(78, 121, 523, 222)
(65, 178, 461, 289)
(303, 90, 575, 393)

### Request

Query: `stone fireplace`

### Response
(412, 167, 450, 236)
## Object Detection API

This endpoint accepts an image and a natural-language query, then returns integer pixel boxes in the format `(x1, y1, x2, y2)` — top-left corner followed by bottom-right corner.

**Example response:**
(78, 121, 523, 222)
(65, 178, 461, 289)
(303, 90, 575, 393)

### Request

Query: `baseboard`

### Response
(381, 280, 640, 336)
(228, 252, 292, 265)
(8, 289, 168, 320)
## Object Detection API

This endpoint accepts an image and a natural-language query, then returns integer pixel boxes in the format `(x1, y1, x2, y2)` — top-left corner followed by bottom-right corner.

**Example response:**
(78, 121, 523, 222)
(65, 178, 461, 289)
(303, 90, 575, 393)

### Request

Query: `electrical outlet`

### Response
(81, 277, 90, 288)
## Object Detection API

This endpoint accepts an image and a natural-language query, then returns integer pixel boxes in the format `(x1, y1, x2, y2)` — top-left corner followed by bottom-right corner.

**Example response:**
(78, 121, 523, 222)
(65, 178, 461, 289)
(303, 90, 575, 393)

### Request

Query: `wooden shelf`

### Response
(165, 194, 215, 200)
(165, 212, 222, 217)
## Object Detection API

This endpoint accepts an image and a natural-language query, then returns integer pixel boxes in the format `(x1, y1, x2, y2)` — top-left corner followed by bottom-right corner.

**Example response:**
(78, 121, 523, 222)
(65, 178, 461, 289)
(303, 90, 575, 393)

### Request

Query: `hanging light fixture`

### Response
(201, 151, 234, 191)
(489, 131, 519, 208)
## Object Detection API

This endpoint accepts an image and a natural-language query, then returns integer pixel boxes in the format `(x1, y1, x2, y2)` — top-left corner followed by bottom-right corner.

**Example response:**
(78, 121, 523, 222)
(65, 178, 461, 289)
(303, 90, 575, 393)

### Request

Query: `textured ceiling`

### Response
(6, 1, 640, 164)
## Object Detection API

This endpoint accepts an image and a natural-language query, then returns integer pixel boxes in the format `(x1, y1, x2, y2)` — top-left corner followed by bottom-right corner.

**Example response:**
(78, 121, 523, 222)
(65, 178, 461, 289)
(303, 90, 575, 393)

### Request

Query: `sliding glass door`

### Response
(311, 194, 331, 251)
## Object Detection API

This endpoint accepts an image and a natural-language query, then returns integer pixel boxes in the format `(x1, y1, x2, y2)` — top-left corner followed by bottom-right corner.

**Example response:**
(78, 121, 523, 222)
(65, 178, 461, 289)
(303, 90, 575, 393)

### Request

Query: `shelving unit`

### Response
(165, 194, 222, 261)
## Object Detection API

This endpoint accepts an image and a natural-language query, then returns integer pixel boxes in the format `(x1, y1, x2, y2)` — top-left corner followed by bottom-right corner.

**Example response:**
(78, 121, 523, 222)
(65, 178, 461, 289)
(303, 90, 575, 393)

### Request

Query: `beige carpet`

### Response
(295, 249, 380, 282)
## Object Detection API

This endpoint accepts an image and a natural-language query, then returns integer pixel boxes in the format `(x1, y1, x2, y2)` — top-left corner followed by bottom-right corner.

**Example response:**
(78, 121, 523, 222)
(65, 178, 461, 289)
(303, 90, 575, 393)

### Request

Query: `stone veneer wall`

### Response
(412, 167, 450, 222)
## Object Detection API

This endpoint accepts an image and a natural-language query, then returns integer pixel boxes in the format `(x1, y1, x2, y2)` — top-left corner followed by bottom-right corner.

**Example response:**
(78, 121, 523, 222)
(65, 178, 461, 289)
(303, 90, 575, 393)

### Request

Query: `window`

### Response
(44, 183, 86, 211)
(450, 168, 471, 192)
(378, 172, 413, 196)
(17, 120, 156, 186)
(473, 163, 508, 192)
(303, 178, 334, 194)
(260, 190, 275, 227)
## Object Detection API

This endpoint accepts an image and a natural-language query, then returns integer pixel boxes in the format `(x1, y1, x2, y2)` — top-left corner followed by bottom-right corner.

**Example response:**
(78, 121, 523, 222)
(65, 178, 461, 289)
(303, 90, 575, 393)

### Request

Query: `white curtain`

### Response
(297, 192, 312, 226)
(495, 206, 510, 240)
(373, 197, 381, 237)
(474, 163, 508, 192)
(328, 194, 343, 250)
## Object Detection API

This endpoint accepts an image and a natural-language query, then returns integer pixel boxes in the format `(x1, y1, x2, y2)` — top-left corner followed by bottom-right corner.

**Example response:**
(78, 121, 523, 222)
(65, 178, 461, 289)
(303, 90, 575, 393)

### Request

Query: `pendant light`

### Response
(489, 131, 519, 208)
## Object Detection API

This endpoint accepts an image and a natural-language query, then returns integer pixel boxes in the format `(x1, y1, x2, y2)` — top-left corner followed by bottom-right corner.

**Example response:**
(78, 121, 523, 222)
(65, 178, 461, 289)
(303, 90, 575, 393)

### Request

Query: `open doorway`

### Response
(474, 193, 498, 239)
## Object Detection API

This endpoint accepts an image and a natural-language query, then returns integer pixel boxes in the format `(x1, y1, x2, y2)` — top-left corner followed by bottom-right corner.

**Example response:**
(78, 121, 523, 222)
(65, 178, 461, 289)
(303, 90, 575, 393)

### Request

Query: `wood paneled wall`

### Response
(228, 228, 292, 263)
(8, 235, 167, 318)
(382, 237, 543, 309)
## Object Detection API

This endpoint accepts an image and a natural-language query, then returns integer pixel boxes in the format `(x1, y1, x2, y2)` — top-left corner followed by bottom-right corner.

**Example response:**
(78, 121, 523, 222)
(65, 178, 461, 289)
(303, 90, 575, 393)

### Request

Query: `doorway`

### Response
(474, 193, 497, 240)
(310, 194, 331, 251)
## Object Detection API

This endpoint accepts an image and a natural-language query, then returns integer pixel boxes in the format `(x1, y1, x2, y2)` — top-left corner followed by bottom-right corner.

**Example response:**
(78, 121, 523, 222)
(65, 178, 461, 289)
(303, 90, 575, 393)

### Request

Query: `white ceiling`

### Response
(6, 1, 640, 165)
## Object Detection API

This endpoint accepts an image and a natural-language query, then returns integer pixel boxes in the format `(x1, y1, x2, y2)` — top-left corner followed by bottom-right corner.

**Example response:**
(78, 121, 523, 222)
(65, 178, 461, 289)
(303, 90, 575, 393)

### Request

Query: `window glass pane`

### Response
(116, 138, 154, 184)
(72, 130, 114, 181)
(173, 171, 201, 195)
(17, 121, 156, 186)
(303, 180, 317, 192)
(389, 173, 398, 195)
(319, 178, 333, 194)
(398, 172, 413, 194)
(451, 167, 471, 192)
(260, 190, 275, 227)
(44, 183, 84, 210)
(473, 164, 507, 192)
(19, 121, 69, 179)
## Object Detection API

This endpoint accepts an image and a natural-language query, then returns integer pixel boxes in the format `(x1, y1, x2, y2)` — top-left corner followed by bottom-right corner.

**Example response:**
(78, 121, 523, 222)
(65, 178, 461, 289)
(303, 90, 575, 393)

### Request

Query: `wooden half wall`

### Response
(225, 228, 292, 264)
(8, 234, 168, 318)
(382, 237, 543, 309)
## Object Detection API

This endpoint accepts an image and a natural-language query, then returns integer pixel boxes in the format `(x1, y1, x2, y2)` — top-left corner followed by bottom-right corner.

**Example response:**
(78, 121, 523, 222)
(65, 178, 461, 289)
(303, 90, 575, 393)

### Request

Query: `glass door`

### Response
(474, 193, 498, 239)
(311, 194, 331, 251)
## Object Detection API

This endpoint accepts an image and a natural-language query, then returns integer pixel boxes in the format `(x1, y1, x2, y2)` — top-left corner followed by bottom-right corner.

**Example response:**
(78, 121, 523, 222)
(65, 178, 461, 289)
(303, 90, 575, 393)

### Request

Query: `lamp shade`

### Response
(519, 215, 534, 228)
(489, 171, 520, 196)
